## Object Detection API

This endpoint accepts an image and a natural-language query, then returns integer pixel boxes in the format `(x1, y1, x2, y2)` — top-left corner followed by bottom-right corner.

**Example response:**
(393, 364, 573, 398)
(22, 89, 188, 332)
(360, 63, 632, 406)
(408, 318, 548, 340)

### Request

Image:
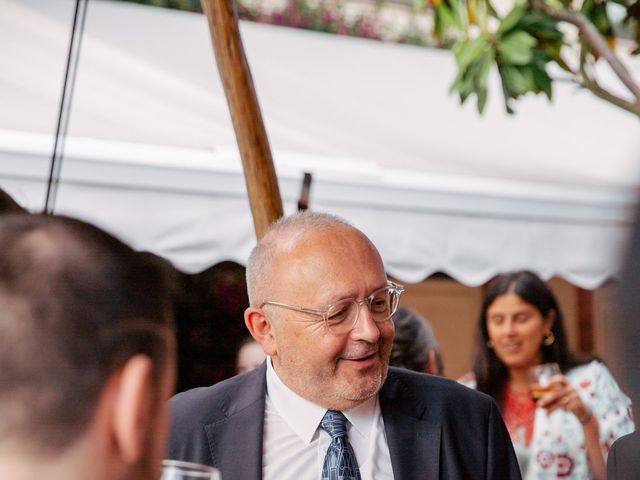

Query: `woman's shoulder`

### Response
(566, 359, 625, 394)
(567, 359, 610, 379)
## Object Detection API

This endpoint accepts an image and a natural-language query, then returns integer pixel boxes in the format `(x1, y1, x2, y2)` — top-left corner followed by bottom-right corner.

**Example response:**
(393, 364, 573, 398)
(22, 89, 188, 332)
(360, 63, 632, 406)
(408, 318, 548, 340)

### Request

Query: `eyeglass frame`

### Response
(259, 280, 405, 335)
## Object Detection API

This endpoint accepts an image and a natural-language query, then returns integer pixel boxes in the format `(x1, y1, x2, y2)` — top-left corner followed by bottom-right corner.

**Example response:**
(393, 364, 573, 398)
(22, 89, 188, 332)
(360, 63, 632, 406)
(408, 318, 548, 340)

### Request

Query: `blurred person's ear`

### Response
(426, 351, 439, 376)
(245, 307, 277, 357)
(111, 355, 154, 464)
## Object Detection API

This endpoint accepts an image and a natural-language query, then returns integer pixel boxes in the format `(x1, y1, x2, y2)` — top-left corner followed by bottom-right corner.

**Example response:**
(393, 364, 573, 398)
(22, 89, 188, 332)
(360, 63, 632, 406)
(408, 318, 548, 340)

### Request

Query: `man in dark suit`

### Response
(169, 211, 520, 480)
(608, 430, 640, 479)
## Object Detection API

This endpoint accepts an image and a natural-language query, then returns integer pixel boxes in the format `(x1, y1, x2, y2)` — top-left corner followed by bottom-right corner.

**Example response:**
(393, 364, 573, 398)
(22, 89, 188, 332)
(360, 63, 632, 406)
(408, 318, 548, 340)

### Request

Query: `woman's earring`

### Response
(543, 330, 555, 346)
(486, 340, 494, 348)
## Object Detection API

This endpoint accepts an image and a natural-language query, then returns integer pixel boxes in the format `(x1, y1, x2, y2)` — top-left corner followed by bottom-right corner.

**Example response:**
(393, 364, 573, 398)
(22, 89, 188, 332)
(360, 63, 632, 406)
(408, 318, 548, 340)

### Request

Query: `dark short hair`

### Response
(390, 307, 443, 375)
(0, 214, 174, 453)
(473, 270, 591, 403)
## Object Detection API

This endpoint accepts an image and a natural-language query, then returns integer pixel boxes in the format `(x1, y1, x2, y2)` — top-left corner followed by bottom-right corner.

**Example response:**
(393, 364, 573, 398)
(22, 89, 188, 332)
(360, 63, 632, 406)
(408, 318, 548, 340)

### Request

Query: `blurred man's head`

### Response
(0, 214, 175, 480)
(244, 211, 403, 411)
(390, 307, 443, 376)
(236, 338, 267, 374)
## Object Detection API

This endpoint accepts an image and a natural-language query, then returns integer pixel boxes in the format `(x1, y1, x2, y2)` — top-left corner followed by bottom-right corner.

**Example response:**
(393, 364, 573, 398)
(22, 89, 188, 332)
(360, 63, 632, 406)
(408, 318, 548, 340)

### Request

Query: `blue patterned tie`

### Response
(320, 410, 362, 480)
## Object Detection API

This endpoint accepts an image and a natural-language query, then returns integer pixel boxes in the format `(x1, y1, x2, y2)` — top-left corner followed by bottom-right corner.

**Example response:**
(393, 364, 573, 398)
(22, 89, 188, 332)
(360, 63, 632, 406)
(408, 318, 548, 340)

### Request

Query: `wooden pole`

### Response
(200, 0, 283, 239)
(576, 287, 595, 354)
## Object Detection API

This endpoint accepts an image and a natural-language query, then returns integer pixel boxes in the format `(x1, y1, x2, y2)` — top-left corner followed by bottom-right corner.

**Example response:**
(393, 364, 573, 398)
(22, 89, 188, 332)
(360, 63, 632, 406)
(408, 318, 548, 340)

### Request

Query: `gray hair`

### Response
(246, 211, 353, 306)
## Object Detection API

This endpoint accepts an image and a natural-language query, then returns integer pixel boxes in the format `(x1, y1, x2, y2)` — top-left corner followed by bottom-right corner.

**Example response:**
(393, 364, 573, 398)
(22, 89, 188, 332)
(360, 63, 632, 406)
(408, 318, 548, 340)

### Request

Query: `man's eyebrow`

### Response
(327, 282, 389, 304)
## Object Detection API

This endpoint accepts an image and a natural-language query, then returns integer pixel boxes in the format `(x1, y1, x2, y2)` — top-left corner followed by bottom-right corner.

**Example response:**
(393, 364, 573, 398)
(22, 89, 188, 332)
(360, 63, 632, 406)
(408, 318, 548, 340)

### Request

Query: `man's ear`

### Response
(245, 307, 277, 356)
(111, 354, 154, 464)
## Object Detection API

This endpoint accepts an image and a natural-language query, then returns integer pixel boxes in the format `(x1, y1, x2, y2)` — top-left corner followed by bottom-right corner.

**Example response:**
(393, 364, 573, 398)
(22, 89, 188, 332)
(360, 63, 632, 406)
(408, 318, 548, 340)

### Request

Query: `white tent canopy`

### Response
(1, 0, 639, 288)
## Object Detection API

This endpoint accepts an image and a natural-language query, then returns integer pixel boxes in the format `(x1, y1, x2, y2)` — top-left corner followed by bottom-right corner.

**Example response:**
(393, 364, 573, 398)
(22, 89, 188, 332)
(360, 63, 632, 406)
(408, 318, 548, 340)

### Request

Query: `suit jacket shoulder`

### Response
(608, 430, 640, 480)
(380, 367, 521, 480)
(168, 363, 266, 479)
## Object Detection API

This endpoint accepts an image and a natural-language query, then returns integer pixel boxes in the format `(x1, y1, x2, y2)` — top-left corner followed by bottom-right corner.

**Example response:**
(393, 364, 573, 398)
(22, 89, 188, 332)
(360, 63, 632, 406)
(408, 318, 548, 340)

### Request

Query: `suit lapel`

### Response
(204, 364, 266, 480)
(380, 370, 441, 480)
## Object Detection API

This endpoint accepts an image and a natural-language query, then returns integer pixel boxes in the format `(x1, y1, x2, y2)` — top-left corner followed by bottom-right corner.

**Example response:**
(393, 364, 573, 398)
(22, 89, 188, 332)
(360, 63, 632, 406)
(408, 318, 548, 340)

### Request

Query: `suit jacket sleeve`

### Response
(607, 439, 620, 479)
(486, 396, 522, 479)
(607, 431, 640, 480)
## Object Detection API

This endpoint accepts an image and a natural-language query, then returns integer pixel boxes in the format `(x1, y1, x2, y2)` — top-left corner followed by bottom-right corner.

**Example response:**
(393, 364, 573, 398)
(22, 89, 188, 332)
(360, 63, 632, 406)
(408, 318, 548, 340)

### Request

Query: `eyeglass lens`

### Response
(326, 288, 400, 334)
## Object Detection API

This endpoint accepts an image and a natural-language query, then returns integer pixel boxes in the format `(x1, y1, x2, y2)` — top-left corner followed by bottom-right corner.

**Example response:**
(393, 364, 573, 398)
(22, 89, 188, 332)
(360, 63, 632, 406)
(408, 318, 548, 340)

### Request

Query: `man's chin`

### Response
(339, 368, 387, 403)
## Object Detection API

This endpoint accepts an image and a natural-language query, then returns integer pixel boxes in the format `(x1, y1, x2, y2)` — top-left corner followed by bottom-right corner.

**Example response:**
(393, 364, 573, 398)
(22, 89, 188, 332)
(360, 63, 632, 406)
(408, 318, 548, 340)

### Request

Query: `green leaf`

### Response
(531, 64, 552, 99)
(450, 40, 485, 95)
(496, 7, 527, 37)
(449, 41, 496, 113)
(500, 65, 535, 95)
(450, 64, 474, 96)
(518, 11, 562, 38)
(453, 36, 489, 69)
(458, 76, 475, 102)
(433, 1, 466, 34)
(476, 86, 488, 113)
(449, 0, 468, 29)
(476, 49, 495, 89)
(497, 31, 537, 65)
(475, 49, 495, 113)
(591, 4, 613, 35)
(580, 0, 594, 15)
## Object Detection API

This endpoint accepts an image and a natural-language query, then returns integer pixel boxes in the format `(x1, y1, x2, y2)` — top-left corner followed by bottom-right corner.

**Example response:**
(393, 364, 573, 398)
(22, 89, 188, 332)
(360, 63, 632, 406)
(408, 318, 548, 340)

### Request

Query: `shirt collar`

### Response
(265, 357, 378, 444)
(342, 394, 377, 439)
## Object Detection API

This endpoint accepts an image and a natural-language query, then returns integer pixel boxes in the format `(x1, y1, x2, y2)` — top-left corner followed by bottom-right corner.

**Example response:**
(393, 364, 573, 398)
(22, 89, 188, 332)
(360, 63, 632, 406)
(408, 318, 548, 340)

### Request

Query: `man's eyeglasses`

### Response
(260, 281, 404, 335)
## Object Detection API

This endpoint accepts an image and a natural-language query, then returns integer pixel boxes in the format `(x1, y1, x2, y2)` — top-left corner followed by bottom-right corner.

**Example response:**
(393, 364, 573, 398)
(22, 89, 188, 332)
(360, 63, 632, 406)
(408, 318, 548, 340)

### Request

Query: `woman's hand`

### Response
(538, 373, 604, 479)
(537, 374, 592, 424)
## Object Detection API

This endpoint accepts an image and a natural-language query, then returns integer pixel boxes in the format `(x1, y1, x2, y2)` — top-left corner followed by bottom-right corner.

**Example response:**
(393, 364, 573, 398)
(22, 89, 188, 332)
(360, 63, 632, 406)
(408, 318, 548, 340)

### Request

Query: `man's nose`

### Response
(349, 303, 381, 342)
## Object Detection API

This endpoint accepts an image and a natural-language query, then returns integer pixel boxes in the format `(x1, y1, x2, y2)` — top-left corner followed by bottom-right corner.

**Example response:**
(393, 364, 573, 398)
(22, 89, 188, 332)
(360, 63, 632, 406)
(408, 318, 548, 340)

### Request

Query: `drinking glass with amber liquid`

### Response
(528, 362, 561, 400)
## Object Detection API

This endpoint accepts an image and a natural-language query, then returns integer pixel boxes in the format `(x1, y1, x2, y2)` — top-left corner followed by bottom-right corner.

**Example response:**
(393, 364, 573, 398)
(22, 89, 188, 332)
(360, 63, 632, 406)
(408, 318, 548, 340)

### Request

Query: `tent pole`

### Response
(200, 0, 283, 239)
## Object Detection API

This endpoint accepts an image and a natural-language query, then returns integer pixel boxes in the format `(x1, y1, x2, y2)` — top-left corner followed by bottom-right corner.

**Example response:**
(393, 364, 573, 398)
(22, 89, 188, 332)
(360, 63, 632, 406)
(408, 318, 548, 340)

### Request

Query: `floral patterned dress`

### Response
(461, 361, 634, 479)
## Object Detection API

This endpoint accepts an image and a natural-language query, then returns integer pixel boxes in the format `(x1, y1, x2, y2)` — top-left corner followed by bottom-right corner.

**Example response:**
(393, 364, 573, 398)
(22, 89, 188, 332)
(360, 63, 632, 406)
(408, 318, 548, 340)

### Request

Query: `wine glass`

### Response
(160, 460, 221, 480)
(528, 362, 561, 400)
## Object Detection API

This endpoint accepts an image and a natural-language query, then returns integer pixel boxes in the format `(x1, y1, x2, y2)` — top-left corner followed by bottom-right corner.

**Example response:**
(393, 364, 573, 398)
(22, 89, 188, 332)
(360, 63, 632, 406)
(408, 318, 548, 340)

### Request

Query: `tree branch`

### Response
(530, 0, 640, 106)
(553, 72, 640, 113)
(578, 77, 640, 116)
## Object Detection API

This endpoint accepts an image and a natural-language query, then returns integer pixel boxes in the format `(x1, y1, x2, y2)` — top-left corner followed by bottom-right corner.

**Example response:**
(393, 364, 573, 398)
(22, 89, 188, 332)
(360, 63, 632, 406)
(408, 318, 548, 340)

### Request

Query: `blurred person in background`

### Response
(0, 187, 27, 214)
(236, 337, 267, 374)
(461, 270, 633, 479)
(0, 214, 175, 480)
(389, 307, 443, 375)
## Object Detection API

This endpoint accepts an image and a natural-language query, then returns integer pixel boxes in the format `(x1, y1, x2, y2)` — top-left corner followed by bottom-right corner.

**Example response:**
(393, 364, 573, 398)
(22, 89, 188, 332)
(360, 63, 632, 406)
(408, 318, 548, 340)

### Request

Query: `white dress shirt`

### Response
(263, 358, 394, 480)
